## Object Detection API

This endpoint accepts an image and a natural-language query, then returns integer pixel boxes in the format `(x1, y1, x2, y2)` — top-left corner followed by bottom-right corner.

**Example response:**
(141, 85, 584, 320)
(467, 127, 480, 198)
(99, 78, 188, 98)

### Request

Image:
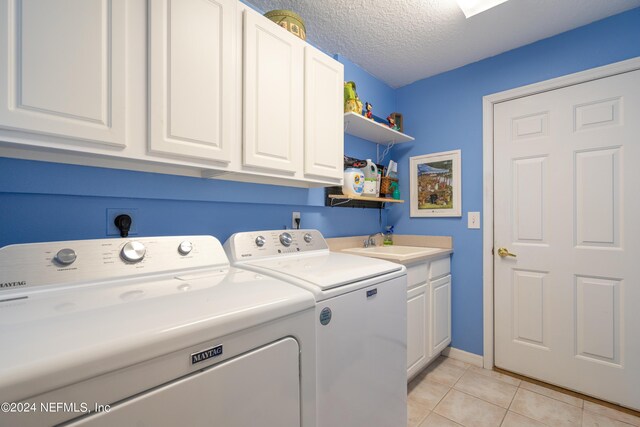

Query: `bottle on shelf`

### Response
(390, 182, 400, 200)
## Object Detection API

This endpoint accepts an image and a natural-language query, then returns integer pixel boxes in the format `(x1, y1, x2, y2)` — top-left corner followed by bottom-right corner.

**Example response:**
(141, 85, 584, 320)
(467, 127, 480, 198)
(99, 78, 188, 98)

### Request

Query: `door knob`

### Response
(497, 247, 517, 258)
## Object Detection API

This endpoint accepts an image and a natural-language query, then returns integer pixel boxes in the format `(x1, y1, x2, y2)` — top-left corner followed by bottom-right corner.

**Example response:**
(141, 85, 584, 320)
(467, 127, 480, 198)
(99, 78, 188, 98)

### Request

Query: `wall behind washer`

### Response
(0, 56, 397, 247)
(390, 7, 640, 356)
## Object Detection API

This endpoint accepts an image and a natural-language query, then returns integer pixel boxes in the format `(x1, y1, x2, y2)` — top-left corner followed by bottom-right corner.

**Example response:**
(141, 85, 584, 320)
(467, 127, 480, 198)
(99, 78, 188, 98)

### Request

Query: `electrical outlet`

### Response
(292, 212, 301, 229)
(468, 211, 480, 229)
(107, 208, 138, 236)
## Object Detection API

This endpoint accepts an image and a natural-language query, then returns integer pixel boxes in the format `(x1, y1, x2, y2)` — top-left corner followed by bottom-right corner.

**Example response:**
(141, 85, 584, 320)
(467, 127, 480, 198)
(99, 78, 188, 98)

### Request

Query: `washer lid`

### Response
(0, 267, 314, 403)
(247, 252, 403, 290)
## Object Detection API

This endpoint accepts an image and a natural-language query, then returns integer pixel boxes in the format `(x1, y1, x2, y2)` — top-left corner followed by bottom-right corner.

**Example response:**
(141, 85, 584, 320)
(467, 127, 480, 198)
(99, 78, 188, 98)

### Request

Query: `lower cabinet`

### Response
(406, 257, 452, 381)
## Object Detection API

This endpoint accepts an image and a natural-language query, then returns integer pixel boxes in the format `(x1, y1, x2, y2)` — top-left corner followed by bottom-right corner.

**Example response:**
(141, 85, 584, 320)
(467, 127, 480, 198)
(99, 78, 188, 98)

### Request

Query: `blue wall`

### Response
(390, 7, 640, 355)
(3, 5, 638, 357)
(0, 57, 396, 248)
(337, 54, 398, 164)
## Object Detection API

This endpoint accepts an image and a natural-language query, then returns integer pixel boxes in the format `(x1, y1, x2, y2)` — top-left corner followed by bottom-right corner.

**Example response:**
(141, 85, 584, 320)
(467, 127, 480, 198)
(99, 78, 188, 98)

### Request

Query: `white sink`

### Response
(342, 246, 443, 262)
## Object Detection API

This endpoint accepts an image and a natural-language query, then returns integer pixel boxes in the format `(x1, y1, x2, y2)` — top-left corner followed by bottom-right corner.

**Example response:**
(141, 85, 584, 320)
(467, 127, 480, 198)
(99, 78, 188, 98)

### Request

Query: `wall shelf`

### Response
(344, 112, 415, 144)
(325, 187, 404, 208)
(328, 194, 404, 203)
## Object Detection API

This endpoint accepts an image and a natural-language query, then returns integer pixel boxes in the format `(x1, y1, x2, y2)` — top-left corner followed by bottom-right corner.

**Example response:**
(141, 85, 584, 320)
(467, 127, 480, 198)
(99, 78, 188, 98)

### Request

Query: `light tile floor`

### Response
(408, 356, 640, 427)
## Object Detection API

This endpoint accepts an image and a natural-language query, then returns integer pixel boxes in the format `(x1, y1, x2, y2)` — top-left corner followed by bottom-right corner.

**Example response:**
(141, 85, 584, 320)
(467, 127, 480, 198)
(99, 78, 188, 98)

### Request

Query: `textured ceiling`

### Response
(245, 0, 640, 88)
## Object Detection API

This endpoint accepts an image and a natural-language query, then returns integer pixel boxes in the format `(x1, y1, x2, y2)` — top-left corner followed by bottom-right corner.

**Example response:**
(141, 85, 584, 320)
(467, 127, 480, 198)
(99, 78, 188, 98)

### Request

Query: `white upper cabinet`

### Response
(0, 0, 344, 187)
(148, 0, 235, 164)
(0, 0, 126, 148)
(242, 8, 303, 174)
(304, 45, 344, 180)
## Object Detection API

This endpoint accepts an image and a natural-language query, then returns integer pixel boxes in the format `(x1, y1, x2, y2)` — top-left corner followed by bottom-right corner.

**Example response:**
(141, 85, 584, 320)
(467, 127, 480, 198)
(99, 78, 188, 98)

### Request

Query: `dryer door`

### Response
(69, 338, 301, 427)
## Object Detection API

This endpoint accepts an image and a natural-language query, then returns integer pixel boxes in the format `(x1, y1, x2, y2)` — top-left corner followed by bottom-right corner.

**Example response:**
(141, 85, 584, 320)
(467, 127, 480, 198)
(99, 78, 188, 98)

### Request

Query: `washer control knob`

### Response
(279, 232, 293, 247)
(303, 233, 313, 243)
(255, 236, 266, 247)
(55, 248, 77, 265)
(121, 241, 146, 263)
(178, 240, 193, 255)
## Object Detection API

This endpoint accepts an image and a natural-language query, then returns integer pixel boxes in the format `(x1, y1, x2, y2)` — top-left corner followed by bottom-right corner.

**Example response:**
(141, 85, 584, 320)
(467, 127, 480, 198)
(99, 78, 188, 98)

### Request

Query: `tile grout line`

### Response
(505, 384, 518, 411)
(518, 382, 584, 409)
(510, 386, 576, 427)
(497, 407, 508, 427)
(451, 372, 519, 411)
(581, 407, 638, 427)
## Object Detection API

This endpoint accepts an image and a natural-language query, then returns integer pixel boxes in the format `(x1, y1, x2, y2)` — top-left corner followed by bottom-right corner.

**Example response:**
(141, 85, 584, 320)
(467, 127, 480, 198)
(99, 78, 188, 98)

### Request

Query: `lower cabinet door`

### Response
(430, 275, 452, 355)
(407, 283, 429, 380)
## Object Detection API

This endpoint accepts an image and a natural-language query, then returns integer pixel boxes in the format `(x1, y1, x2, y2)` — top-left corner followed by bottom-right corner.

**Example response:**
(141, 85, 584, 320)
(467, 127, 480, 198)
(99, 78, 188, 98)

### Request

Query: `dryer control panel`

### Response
(224, 229, 329, 261)
(0, 236, 227, 293)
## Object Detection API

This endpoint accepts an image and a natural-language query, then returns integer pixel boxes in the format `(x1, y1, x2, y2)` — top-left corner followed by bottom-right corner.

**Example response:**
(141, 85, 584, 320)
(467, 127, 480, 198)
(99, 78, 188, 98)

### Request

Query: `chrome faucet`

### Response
(364, 232, 382, 248)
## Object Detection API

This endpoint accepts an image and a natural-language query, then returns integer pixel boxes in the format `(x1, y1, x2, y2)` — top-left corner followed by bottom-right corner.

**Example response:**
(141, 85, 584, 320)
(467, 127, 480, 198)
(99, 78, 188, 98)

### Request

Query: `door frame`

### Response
(481, 56, 640, 369)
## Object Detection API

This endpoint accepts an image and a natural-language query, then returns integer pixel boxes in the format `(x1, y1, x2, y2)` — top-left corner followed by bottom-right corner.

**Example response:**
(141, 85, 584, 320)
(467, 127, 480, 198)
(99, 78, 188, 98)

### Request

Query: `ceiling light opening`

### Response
(456, 0, 509, 18)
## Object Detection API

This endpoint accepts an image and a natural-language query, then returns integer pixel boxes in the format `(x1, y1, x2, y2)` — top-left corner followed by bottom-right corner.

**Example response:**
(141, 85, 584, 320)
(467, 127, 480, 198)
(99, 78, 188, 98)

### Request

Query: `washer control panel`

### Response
(0, 236, 227, 293)
(224, 229, 329, 261)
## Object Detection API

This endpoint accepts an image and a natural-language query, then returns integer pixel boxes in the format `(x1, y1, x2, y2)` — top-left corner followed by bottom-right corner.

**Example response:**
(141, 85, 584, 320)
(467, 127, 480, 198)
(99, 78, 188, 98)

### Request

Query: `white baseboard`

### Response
(442, 347, 483, 367)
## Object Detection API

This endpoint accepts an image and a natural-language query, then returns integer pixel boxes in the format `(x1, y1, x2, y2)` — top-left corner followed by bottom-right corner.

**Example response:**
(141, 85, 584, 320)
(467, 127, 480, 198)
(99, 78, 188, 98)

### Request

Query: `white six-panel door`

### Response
(243, 9, 303, 174)
(494, 70, 640, 410)
(148, 0, 235, 163)
(0, 0, 126, 147)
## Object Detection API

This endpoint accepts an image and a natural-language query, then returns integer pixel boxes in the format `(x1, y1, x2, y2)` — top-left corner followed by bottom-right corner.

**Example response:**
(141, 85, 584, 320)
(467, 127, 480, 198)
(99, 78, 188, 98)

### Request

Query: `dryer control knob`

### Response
(303, 233, 313, 243)
(178, 240, 193, 255)
(255, 236, 266, 247)
(279, 232, 293, 247)
(121, 241, 146, 263)
(56, 248, 77, 265)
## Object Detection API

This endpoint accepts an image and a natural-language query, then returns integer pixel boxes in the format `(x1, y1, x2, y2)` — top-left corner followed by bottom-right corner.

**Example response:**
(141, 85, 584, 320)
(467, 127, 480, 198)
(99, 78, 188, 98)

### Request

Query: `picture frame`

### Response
(410, 149, 461, 217)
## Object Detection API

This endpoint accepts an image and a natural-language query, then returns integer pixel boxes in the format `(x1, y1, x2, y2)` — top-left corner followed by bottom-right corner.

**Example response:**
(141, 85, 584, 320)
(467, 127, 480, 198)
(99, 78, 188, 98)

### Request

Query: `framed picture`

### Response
(410, 150, 461, 217)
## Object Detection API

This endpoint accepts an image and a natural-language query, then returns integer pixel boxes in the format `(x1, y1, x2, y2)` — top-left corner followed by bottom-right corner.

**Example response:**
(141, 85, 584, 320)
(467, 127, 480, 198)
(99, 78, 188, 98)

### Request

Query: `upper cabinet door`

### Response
(0, 0, 126, 148)
(148, 0, 235, 163)
(243, 9, 303, 174)
(304, 46, 343, 180)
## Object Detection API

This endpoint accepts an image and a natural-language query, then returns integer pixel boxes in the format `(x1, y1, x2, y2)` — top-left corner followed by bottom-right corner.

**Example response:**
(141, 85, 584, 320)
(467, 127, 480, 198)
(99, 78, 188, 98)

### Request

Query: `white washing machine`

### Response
(0, 235, 316, 427)
(224, 229, 408, 427)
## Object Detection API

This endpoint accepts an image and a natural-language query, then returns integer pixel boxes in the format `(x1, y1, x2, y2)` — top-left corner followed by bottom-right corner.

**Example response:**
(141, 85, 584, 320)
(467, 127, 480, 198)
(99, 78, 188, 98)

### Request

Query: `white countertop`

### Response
(341, 245, 452, 264)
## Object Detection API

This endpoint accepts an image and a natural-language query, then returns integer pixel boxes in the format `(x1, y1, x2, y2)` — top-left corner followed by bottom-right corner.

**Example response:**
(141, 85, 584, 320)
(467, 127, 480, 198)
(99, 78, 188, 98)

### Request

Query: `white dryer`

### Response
(224, 229, 408, 427)
(0, 236, 316, 427)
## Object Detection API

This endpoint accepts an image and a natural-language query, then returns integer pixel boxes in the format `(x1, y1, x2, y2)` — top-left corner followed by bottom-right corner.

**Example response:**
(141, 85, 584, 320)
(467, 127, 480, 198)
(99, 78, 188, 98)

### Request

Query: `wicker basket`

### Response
(380, 177, 398, 195)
